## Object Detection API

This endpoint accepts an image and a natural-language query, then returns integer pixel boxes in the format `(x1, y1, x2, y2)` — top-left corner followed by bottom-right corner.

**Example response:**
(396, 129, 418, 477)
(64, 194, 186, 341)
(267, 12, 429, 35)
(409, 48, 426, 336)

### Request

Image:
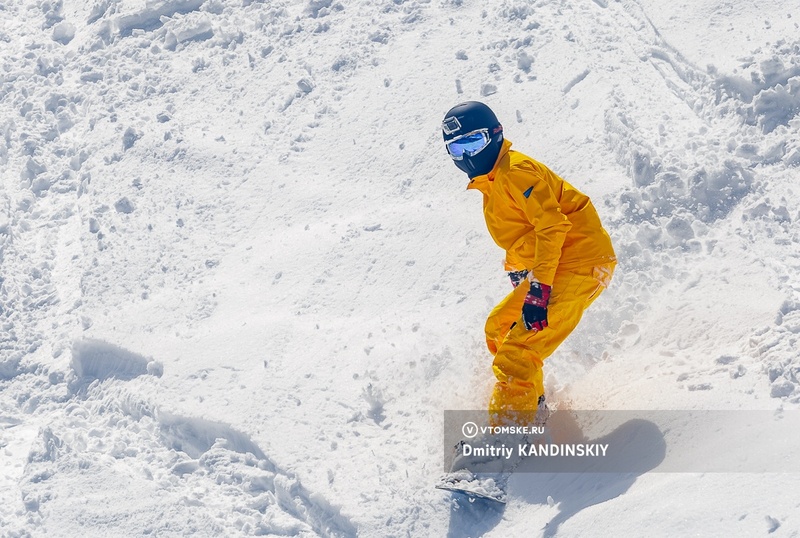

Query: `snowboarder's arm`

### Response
(507, 162, 571, 286)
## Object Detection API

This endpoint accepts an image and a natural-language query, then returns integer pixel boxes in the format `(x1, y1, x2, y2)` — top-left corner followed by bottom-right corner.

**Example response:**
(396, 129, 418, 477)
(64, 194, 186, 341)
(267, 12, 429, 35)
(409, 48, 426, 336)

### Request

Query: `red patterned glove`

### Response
(522, 281, 551, 331)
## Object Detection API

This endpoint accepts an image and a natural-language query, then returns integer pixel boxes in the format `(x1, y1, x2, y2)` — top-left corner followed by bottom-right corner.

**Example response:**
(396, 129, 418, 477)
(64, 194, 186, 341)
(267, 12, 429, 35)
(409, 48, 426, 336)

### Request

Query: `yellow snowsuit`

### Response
(467, 139, 616, 425)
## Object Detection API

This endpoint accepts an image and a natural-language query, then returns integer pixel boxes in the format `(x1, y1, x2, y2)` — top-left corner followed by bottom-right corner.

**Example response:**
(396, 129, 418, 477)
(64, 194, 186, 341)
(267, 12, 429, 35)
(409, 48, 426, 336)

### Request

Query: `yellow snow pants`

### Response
(486, 263, 615, 426)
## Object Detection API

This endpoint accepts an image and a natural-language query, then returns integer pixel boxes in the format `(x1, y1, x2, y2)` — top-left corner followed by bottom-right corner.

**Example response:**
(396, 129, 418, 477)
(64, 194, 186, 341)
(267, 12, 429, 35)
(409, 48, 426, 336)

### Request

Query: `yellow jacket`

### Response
(467, 139, 616, 286)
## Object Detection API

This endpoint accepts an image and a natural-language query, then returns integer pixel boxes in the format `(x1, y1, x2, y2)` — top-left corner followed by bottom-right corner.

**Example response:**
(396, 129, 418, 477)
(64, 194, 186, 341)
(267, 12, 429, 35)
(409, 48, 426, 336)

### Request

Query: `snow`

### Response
(1, 0, 800, 536)
(70, 338, 158, 381)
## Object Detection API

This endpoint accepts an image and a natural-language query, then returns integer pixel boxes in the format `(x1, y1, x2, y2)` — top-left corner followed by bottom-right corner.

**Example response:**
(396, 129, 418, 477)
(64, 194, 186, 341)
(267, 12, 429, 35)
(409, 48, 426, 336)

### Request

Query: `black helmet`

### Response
(442, 101, 504, 178)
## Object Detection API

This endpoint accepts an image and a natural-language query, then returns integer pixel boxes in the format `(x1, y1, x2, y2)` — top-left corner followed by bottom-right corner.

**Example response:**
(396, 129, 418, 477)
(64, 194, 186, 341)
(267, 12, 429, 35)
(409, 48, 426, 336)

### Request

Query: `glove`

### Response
(508, 270, 528, 288)
(522, 280, 551, 331)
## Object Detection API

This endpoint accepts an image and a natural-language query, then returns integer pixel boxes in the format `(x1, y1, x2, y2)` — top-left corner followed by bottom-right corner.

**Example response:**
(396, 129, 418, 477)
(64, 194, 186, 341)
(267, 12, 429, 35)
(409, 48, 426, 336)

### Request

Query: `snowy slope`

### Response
(1, 0, 800, 536)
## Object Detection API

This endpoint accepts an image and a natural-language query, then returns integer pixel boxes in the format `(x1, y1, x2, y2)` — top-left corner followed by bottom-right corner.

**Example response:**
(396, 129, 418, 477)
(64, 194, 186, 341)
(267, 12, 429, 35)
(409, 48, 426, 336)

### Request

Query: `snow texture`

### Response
(70, 338, 153, 381)
(1, 0, 800, 536)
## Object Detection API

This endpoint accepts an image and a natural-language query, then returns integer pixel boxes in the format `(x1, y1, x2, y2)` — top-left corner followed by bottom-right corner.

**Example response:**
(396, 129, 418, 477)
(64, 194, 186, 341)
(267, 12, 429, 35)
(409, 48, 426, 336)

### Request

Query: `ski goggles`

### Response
(445, 128, 491, 160)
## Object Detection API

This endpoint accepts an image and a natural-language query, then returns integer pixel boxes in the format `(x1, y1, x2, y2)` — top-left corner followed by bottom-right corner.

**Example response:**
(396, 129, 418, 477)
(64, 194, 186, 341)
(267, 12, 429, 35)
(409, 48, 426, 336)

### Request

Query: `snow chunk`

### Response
(753, 76, 800, 133)
(24, 158, 47, 179)
(481, 83, 498, 96)
(770, 377, 795, 398)
(362, 383, 385, 424)
(631, 150, 657, 187)
(498, 3, 533, 21)
(784, 146, 800, 167)
(27, 427, 62, 464)
(665, 216, 694, 242)
(171, 459, 200, 476)
(122, 127, 142, 150)
(114, 197, 136, 214)
(689, 161, 754, 221)
(517, 51, 533, 73)
(563, 68, 590, 94)
(52, 21, 75, 45)
(331, 54, 354, 72)
(169, 12, 214, 44)
(0, 353, 22, 381)
(766, 515, 781, 533)
(296, 78, 315, 94)
(41, 0, 65, 28)
(112, 0, 206, 37)
(307, 0, 333, 18)
(147, 360, 164, 377)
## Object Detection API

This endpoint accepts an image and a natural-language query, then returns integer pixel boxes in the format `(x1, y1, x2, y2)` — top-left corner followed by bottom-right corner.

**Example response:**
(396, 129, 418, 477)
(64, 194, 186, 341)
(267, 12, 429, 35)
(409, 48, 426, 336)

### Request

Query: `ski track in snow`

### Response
(1, 0, 800, 536)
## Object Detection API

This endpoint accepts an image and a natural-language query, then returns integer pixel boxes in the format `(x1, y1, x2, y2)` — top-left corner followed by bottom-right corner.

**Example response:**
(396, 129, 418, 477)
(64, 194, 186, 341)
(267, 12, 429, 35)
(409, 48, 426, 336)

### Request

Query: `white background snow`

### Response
(1, 0, 800, 536)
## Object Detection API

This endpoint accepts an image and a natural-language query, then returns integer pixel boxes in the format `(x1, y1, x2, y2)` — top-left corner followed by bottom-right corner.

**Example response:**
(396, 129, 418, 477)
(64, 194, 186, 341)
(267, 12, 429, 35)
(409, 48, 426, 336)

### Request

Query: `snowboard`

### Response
(435, 470, 508, 504)
(438, 395, 556, 504)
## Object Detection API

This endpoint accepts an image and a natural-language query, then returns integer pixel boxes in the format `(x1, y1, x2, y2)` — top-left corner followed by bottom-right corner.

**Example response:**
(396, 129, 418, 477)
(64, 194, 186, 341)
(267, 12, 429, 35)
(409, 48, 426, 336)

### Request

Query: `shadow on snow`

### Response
(446, 413, 666, 537)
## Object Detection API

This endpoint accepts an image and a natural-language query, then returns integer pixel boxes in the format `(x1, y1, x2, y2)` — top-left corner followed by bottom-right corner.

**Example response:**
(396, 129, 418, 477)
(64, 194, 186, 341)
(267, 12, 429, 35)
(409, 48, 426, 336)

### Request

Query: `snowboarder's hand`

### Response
(508, 270, 528, 288)
(522, 281, 551, 331)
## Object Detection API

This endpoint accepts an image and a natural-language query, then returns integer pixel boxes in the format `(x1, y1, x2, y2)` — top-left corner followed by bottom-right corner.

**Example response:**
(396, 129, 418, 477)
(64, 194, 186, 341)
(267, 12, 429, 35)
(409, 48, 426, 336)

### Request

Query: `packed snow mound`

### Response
(18, 386, 356, 537)
(70, 338, 161, 381)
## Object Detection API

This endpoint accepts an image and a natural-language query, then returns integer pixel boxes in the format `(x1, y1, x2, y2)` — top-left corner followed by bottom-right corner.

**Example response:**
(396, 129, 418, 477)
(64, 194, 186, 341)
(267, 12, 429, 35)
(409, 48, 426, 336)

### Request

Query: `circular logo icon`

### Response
(461, 421, 479, 439)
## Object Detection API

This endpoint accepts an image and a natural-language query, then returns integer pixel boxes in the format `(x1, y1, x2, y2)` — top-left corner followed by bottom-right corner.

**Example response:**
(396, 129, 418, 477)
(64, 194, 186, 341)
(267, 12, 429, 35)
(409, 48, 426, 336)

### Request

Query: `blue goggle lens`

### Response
(447, 131, 490, 160)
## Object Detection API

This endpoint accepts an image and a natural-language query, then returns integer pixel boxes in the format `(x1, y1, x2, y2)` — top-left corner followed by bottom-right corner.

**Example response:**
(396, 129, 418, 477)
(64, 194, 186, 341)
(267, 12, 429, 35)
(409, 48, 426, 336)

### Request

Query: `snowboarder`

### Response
(442, 101, 617, 427)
